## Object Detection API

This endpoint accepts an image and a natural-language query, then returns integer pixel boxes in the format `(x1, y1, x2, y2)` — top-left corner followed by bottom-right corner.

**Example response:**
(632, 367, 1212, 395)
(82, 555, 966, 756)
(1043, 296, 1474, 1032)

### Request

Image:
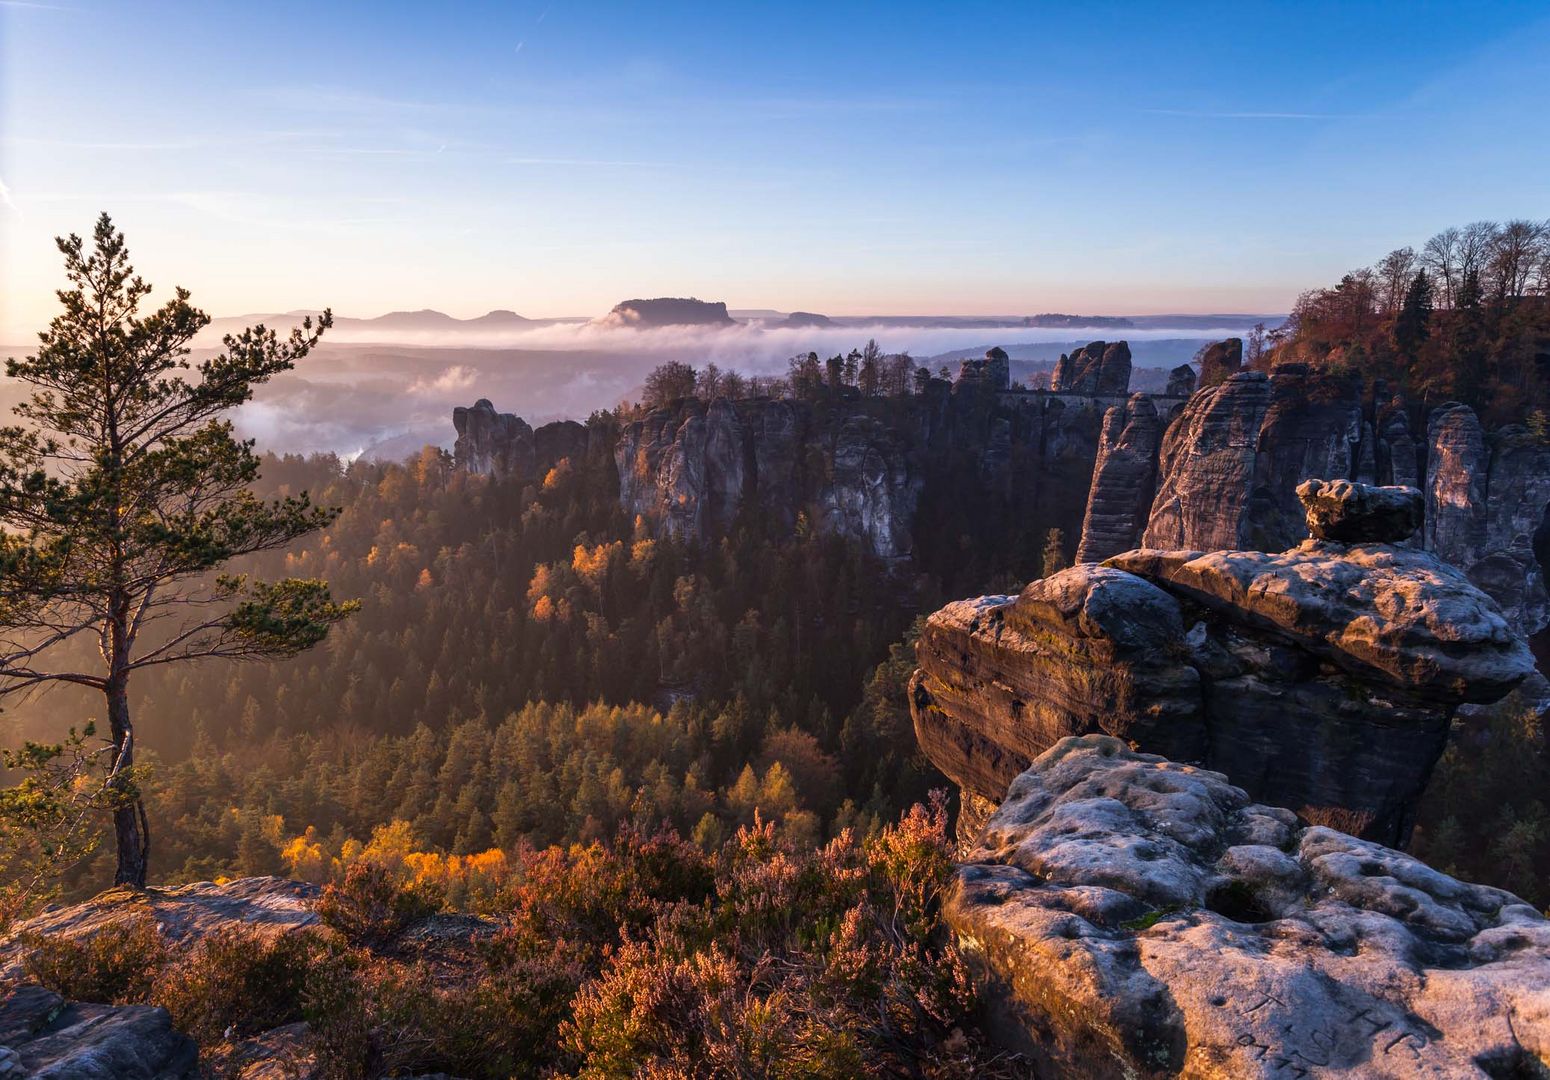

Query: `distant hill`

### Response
(199, 308, 540, 340)
(775, 311, 835, 329)
(595, 298, 737, 329)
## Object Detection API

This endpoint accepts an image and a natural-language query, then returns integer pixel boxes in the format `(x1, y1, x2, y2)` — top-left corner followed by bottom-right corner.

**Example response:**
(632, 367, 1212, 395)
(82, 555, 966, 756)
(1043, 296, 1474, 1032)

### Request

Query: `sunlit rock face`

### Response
(1051, 340, 1133, 395)
(1196, 335, 1243, 388)
(912, 480, 1533, 848)
(947, 735, 1550, 1080)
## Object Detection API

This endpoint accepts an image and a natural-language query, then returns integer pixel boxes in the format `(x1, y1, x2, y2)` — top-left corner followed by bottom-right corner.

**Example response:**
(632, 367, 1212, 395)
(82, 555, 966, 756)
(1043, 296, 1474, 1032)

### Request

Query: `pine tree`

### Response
(1392, 268, 1433, 361)
(0, 214, 357, 886)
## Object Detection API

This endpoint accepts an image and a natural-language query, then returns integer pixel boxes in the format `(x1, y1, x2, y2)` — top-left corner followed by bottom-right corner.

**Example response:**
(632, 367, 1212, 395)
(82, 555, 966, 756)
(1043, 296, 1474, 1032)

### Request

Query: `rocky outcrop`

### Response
(595, 297, 735, 328)
(957, 347, 1010, 391)
(1426, 403, 1489, 566)
(1075, 395, 1161, 563)
(948, 735, 1550, 1080)
(0, 878, 319, 980)
(452, 400, 592, 482)
(912, 481, 1533, 846)
(1197, 336, 1243, 387)
(1165, 363, 1197, 397)
(0, 984, 197, 1079)
(1051, 341, 1132, 395)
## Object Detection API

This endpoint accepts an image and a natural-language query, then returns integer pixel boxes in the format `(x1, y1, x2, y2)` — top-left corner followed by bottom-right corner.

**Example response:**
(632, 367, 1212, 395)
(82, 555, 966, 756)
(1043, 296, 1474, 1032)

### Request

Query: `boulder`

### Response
(0, 984, 197, 1079)
(948, 735, 1550, 1080)
(1076, 395, 1161, 563)
(1295, 478, 1423, 543)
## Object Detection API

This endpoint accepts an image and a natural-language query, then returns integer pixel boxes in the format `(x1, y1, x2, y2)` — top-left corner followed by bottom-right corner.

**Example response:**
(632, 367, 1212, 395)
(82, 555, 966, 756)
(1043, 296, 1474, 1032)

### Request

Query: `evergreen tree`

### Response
(1393, 269, 1433, 360)
(0, 215, 357, 886)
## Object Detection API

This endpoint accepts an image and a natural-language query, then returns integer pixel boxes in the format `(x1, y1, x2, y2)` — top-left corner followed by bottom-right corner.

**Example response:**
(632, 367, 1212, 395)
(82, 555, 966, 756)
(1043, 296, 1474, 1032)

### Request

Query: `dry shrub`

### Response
(19, 911, 169, 1004)
(315, 861, 437, 946)
(152, 925, 335, 1043)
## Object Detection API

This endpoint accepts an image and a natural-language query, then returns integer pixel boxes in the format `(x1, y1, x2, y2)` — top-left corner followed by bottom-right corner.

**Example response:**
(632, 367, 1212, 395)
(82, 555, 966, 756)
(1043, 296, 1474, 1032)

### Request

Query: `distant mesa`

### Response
(1024, 313, 1136, 329)
(775, 311, 834, 329)
(596, 297, 737, 329)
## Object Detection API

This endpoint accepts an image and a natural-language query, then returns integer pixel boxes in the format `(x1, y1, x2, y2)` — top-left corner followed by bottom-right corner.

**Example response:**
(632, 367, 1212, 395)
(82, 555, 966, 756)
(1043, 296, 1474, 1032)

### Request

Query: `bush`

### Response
(152, 926, 335, 1043)
(19, 911, 169, 1004)
(315, 862, 437, 946)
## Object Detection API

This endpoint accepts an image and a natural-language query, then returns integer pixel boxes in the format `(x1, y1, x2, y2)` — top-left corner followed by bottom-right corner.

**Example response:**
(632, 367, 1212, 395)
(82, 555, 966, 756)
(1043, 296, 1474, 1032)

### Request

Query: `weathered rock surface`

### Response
(958, 347, 1011, 391)
(0, 983, 197, 1079)
(1196, 336, 1243, 388)
(1295, 478, 1423, 544)
(913, 482, 1533, 846)
(948, 735, 1550, 1080)
(1052, 341, 1132, 395)
(0, 877, 318, 980)
(1076, 395, 1161, 563)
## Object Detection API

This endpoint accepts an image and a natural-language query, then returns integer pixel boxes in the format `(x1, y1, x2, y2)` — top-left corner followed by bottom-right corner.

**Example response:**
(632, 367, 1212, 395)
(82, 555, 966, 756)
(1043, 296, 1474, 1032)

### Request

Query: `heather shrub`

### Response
(315, 861, 437, 946)
(19, 911, 169, 1004)
(152, 925, 335, 1043)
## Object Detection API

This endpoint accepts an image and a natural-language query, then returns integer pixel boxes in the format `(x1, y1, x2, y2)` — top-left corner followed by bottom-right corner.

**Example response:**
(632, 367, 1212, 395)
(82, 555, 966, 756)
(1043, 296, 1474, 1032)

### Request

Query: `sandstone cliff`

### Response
(1051, 340, 1133, 395)
(595, 297, 735, 328)
(912, 481, 1533, 847)
(1075, 393, 1162, 563)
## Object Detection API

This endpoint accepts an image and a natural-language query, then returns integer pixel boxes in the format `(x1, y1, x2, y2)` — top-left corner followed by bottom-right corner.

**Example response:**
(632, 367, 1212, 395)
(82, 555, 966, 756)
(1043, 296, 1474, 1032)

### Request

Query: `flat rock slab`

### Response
(950, 735, 1550, 1079)
(0, 877, 319, 980)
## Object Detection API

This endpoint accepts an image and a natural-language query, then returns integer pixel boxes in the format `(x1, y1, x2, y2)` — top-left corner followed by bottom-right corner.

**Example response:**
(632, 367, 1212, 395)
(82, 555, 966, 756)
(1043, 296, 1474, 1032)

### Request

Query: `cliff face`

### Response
(595, 297, 735, 328)
(452, 399, 591, 482)
(1051, 340, 1133, 395)
(912, 481, 1533, 848)
(1142, 365, 1548, 637)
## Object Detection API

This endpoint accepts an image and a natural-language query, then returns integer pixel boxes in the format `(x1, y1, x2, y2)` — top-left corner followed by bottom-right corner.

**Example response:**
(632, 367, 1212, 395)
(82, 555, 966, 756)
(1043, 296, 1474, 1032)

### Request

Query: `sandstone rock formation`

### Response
(0, 984, 196, 1079)
(0, 878, 319, 980)
(912, 481, 1533, 846)
(1051, 341, 1132, 395)
(1075, 394, 1161, 563)
(452, 399, 533, 477)
(957, 347, 1010, 391)
(595, 297, 735, 329)
(1197, 336, 1243, 387)
(1165, 363, 1197, 397)
(948, 735, 1550, 1080)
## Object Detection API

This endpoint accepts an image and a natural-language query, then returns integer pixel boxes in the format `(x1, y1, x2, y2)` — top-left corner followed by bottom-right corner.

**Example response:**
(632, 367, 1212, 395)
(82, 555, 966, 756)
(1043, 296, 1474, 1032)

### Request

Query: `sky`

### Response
(2, 1, 1549, 339)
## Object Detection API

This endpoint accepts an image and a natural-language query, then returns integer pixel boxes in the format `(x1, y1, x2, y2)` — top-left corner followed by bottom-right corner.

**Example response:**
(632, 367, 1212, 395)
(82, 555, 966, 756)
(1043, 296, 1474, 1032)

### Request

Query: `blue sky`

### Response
(2, 1, 1548, 335)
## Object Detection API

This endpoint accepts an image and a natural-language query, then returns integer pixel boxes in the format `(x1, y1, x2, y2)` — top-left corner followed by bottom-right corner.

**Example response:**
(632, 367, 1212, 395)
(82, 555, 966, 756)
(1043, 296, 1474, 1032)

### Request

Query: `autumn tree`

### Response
(0, 214, 357, 886)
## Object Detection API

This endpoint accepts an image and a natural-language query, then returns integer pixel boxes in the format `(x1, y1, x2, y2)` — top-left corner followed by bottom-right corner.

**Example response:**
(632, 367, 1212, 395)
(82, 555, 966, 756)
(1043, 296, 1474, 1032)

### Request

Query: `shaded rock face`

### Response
(1165, 363, 1197, 397)
(0, 984, 197, 1079)
(912, 482, 1533, 846)
(1051, 341, 1132, 395)
(1075, 395, 1161, 563)
(949, 735, 1550, 1080)
(957, 347, 1010, 391)
(1197, 336, 1243, 388)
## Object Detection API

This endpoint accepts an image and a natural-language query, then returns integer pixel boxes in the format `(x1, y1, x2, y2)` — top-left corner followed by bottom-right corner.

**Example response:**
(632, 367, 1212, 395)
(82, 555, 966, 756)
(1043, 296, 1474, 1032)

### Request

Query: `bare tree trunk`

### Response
(107, 680, 148, 887)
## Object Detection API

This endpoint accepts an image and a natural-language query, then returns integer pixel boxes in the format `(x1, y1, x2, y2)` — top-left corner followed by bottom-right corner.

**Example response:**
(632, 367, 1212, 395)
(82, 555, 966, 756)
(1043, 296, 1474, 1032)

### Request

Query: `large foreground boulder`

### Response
(912, 480, 1533, 846)
(0, 984, 196, 1079)
(948, 735, 1550, 1079)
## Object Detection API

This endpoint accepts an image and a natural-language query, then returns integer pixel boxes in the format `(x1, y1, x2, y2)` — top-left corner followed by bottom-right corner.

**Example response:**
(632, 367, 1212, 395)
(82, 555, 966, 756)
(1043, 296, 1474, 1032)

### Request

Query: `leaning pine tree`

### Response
(0, 213, 357, 887)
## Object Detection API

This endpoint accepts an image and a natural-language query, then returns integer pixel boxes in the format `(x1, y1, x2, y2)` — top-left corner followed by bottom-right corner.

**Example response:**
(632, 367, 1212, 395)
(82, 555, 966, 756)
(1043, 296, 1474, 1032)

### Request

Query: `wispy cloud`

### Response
(0, 176, 19, 217)
(1143, 108, 1371, 121)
